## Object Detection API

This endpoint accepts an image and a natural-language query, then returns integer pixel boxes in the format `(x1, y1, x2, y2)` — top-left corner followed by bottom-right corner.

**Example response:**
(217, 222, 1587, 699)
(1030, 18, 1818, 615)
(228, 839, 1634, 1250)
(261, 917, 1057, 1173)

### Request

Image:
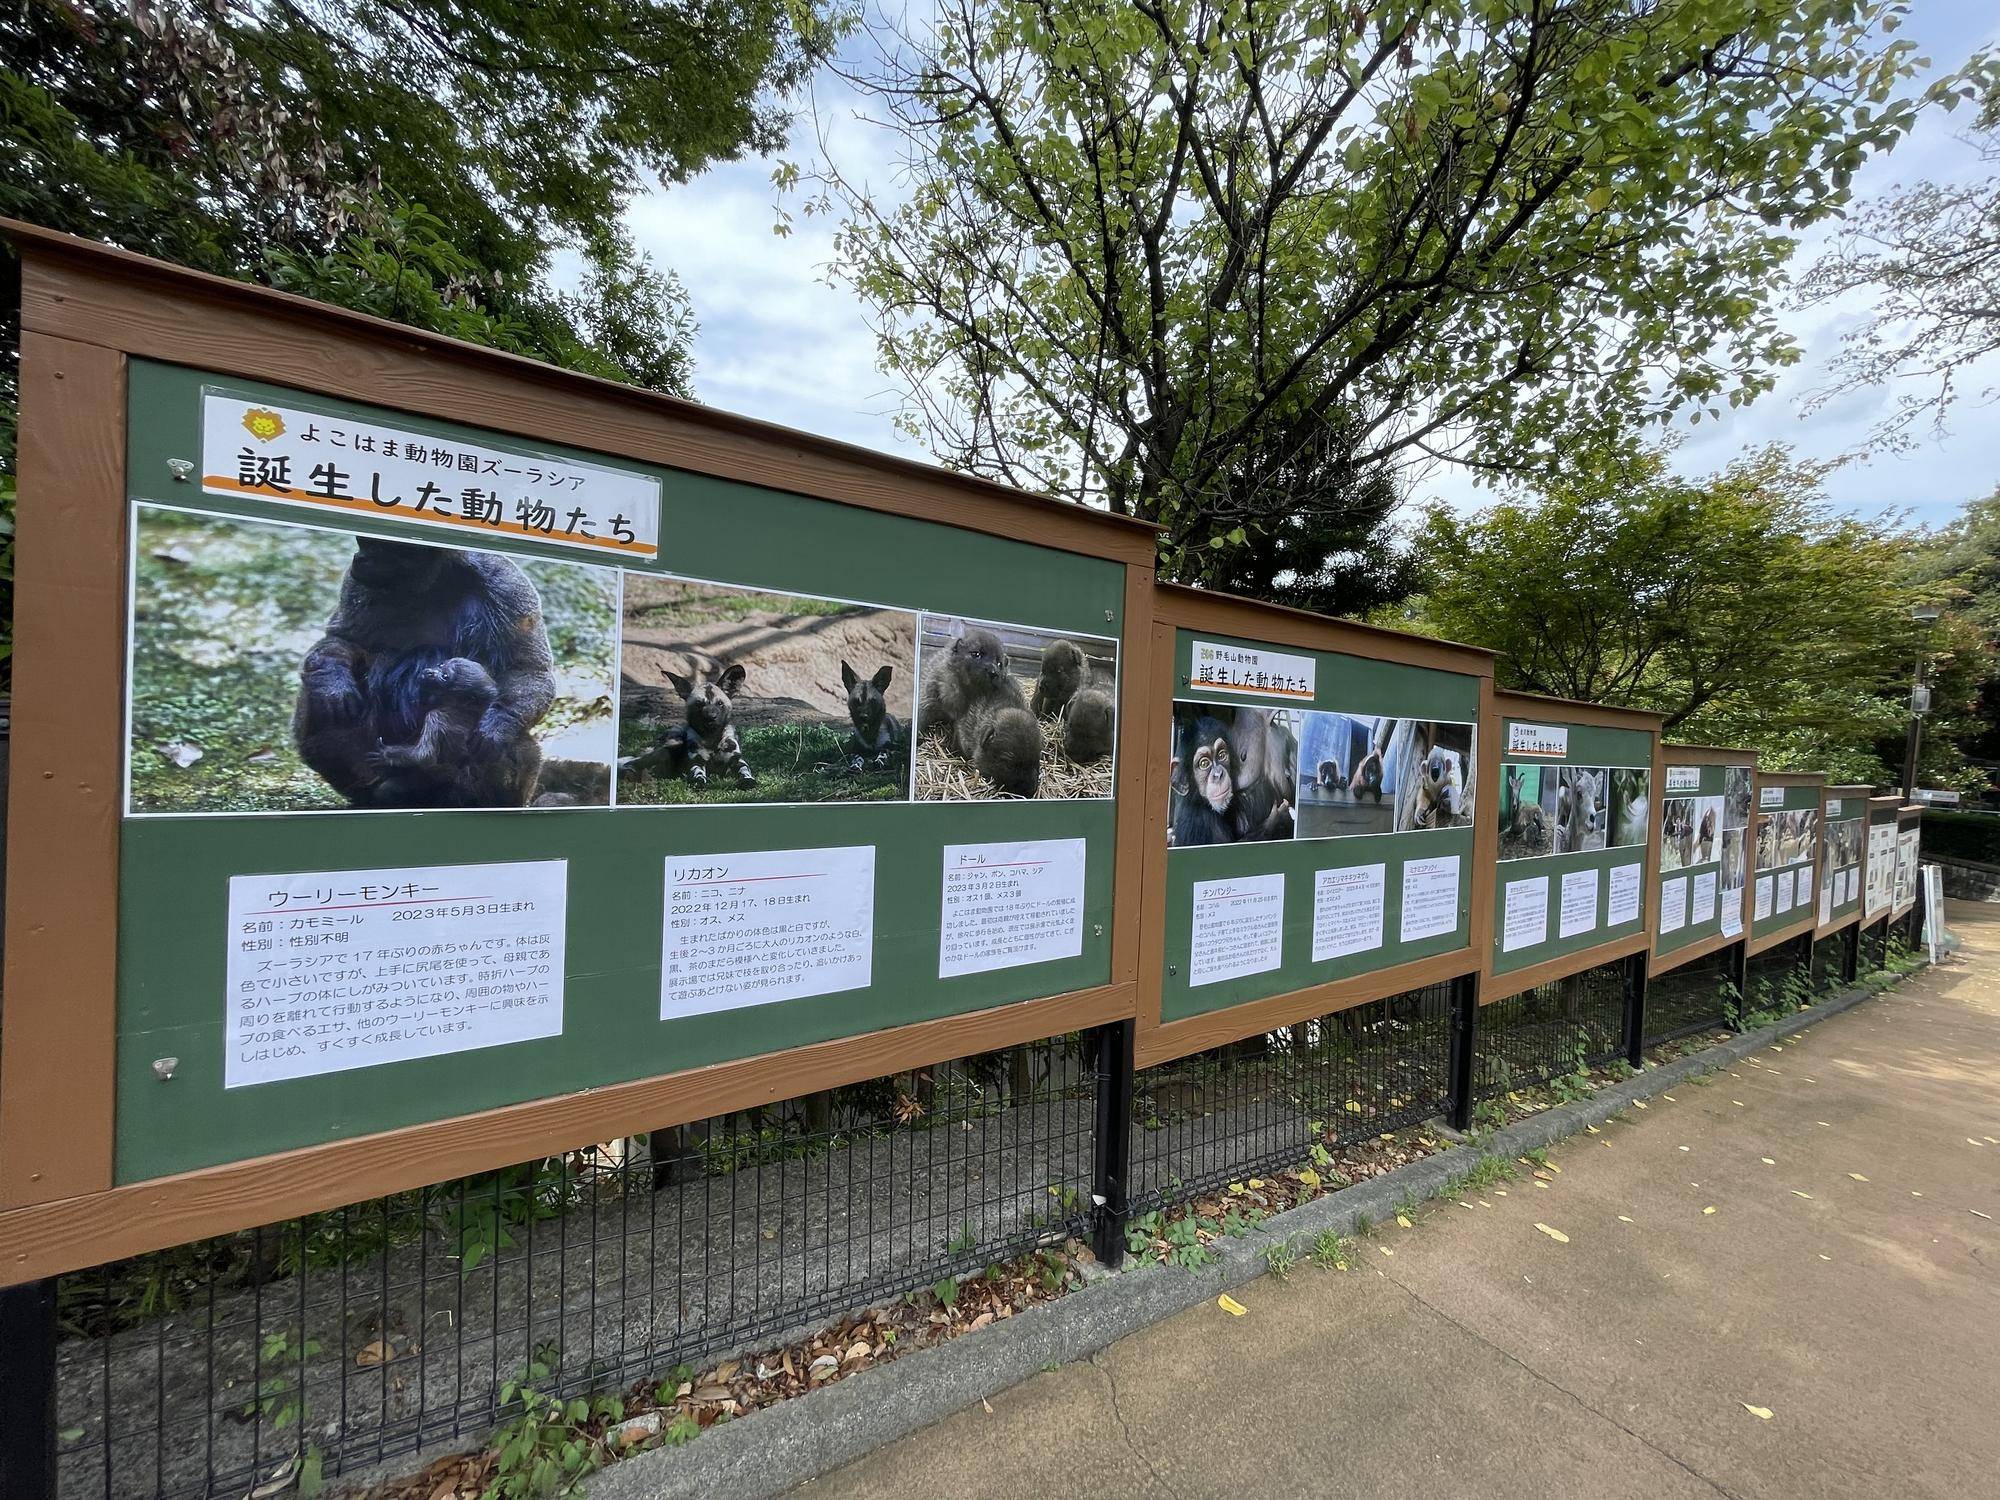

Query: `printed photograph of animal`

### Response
(125, 505, 616, 814)
(916, 616, 1119, 800)
(1691, 798, 1720, 864)
(1290, 714, 1474, 840)
(1555, 766, 1608, 854)
(1609, 768, 1651, 849)
(1166, 703, 1296, 846)
(1661, 796, 1696, 871)
(617, 576, 917, 805)
(1721, 828, 1747, 894)
(1724, 767, 1753, 831)
(1498, 763, 1559, 860)
(1755, 812, 1779, 870)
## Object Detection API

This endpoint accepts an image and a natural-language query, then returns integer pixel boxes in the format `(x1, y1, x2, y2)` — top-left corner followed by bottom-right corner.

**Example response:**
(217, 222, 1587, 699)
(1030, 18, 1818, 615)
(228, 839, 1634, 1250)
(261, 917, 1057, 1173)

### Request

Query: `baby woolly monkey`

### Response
(839, 659, 903, 772)
(367, 656, 543, 807)
(921, 624, 1042, 796)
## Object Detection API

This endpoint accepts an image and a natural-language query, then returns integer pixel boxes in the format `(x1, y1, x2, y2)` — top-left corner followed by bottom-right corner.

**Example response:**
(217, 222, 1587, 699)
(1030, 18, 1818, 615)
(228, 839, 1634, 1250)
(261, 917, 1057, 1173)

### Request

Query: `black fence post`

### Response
(1622, 950, 1648, 1068)
(1726, 938, 1750, 1030)
(0, 1277, 57, 1500)
(1842, 921, 1859, 984)
(1089, 1019, 1135, 1267)
(1447, 972, 1478, 1132)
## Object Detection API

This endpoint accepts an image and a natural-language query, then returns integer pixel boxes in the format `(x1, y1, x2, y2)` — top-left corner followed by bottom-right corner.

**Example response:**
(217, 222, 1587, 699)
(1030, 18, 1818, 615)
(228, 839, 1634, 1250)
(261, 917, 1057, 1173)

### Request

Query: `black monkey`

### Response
(367, 657, 543, 807)
(1316, 758, 1343, 790)
(1169, 712, 1292, 846)
(293, 538, 554, 808)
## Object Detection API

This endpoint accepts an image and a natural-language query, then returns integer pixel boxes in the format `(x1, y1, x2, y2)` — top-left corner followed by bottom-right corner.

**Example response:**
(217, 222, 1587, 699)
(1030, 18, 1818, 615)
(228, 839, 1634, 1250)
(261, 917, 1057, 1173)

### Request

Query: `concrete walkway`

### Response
(799, 903, 2000, 1500)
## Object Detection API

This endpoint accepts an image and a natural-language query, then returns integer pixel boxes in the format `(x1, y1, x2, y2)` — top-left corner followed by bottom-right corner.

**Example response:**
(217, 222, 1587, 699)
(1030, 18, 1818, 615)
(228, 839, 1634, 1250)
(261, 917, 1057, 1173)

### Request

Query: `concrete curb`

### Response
(589, 967, 1910, 1499)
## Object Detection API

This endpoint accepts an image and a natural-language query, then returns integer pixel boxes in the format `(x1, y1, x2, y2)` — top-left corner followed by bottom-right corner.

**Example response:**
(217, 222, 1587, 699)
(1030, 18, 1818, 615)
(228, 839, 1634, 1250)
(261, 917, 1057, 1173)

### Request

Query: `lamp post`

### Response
(1901, 604, 1941, 801)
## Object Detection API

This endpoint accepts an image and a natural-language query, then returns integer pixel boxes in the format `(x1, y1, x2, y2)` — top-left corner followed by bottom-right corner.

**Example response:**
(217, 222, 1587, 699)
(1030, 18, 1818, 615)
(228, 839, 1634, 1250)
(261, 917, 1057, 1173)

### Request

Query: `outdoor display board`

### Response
(1487, 694, 1659, 997)
(1815, 785, 1869, 934)
(1138, 586, 1495, 1064)
(1649, 745, 1755, 973)
(1893, 806, 1923, 918)
(1863, 796, 1900, 923)
(0, 223, 1157, 1281)
(1748, 773, 1823, 953)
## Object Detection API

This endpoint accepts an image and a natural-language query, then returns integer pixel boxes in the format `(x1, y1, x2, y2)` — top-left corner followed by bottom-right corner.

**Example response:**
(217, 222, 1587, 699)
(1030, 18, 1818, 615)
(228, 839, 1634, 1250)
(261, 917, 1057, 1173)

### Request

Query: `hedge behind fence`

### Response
(1919, 810, 2000, 868)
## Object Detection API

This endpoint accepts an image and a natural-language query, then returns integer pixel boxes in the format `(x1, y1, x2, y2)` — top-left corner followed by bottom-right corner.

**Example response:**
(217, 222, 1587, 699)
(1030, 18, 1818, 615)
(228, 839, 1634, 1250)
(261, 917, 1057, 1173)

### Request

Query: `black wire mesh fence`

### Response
(1643, 945, 1736, 1045)
(1740, 933, 1815, 1025)
(1810, 930, 1854, 994)
(1127, 982, 1458, 1217)
(49, 1036, 1101, 1500)
(1471, 961, 1627, 1105)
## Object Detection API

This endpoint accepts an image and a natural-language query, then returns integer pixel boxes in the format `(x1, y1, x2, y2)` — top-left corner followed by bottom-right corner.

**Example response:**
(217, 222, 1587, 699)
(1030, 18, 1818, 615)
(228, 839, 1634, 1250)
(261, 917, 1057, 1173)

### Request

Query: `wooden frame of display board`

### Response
(0, 220, 1161, 1286)
(1483, 692, 1663, 1005)
(1647, 743, 1758, 978)
(1813, 784, 1872, 939)
(1744, 771, 1826, 958)
(1135, 583, 1498, 1067)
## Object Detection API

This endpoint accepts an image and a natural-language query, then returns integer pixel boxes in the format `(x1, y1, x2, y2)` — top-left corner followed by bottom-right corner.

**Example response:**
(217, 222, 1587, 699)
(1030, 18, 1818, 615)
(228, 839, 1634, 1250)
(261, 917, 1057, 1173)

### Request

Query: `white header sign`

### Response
(1760, 785, 1785, 809)
(1665, 766, 1701, 793)
(1826, 798, 1844, 817)
(201, 390, 662, 560)
(1188, 639, 1316, 701)
(1506, 722, 1568, 757)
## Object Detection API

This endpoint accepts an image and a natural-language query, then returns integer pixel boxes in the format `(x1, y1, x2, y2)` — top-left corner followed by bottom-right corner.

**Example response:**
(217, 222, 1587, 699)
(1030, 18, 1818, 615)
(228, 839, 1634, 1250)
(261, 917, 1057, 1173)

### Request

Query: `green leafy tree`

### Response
(816, 0, 1929, 582)
(1388, 443, 1993, 788)
(1, 0, 845, 692)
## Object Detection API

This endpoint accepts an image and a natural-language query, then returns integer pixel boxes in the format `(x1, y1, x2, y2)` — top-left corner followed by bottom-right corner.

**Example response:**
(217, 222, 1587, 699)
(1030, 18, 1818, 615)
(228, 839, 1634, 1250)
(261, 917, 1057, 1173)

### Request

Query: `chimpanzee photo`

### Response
(125, 506, 618, 814)
(1167, 702, 1296, 847)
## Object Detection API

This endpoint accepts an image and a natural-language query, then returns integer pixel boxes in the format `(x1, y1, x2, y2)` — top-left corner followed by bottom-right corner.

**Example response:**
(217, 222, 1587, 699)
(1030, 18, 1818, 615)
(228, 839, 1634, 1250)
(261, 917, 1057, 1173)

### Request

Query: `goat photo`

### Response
(1498, 763, 1560, 860)
(126, 504, 617, 814)
(1554, 765, 1610, 855)
(617, 576, 917, 805)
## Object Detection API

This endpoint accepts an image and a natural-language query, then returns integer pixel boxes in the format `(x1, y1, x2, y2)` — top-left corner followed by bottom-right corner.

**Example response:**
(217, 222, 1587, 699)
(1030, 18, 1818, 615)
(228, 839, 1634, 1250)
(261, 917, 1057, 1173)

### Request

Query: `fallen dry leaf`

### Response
(1535, 1223, 1570, 1243)
(1791, 1190, 1813, 1200)
(1395, 1214, 1412, 1228)
(1848, 1173, 1868, 1182)
(356, 1340, 390, 1368)
(1618, 1215, 1634, 1223)
(1742, 1403, 1774, 1421)
(1703, 1206, 1717, 1215)
(1217, 1293, 1247, 1316)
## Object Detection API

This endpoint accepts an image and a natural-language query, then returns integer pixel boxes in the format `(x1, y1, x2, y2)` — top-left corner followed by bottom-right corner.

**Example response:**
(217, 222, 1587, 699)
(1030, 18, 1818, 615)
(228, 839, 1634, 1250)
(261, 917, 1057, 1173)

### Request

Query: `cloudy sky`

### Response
(625, 8, 2000, 532)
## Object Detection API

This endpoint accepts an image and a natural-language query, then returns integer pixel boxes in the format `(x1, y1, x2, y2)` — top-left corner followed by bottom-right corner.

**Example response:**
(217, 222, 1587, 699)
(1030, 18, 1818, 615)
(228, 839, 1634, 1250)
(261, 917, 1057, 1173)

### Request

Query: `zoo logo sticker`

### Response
(1505, 722, 1568, 757)
(199, 390, 662, 560)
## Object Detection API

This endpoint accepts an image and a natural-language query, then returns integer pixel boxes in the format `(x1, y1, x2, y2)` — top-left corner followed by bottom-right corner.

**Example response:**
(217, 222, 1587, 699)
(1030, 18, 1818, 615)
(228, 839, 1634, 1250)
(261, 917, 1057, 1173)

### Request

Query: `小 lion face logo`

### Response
(240, 407, 285, 442)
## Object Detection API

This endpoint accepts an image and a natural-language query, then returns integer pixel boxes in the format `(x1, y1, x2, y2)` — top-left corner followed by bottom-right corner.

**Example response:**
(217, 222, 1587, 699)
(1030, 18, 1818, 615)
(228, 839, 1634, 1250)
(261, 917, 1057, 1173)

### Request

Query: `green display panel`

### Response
(1653, 761, 1753, 959)
(1160, 629, 1481, 1022)
(1492, 714, 1654, 976)
(1817, 793, 1864, 926)
(1750, 782, 1821, 941)
(115, 361, 1128, 1181)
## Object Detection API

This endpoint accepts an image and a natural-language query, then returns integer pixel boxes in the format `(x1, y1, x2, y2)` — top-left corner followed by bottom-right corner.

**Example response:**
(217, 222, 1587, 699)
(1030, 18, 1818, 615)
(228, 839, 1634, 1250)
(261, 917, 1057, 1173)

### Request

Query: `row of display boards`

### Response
(0, 221, 1930, 1286)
